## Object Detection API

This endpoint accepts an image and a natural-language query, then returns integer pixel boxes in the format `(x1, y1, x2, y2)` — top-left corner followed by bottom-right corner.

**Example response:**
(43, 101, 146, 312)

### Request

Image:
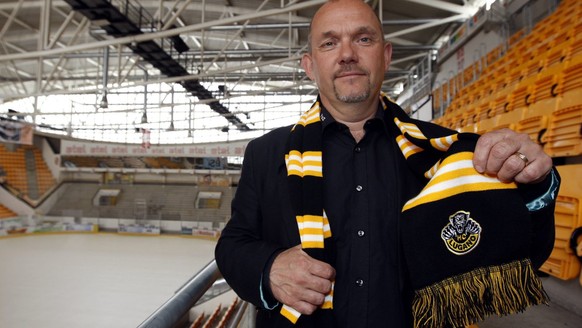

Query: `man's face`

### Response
(302, 0, 392, 106)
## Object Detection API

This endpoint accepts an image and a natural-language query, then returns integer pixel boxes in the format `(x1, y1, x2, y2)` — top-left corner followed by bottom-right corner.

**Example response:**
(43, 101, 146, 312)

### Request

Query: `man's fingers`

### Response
(474, 129, 552, 183)
(513, 154, 553, 184)
(269, 245, 335, 310)
(474, 129, 521, 174)
(307, 256, 336, 280)
(473, 129, 501, 173)
(495, 150, 528, 182)
(288, 300, 320, 315)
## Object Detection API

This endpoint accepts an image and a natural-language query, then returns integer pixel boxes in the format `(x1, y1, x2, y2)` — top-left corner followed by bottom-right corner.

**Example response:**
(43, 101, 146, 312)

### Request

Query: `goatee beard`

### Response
(333, 65, 371, 103)
(334, 80, 371, 103)
(336, 91, 370, 103)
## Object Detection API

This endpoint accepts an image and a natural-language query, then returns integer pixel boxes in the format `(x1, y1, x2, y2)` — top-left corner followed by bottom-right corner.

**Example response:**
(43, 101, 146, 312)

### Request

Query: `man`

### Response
(215, 1, 557, 327)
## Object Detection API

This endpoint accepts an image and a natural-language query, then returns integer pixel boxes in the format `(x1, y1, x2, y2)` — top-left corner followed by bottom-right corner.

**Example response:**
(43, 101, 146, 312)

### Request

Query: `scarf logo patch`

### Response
(441, 210, 481, 255)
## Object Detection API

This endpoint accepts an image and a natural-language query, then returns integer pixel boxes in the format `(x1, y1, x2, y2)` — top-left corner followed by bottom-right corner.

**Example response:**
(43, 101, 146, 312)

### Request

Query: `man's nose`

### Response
(339, 41, 358, 64)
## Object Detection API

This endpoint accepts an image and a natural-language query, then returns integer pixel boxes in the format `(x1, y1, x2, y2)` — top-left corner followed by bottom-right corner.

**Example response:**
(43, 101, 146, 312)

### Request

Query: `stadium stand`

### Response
(188, 298, 240, 328)
(435, 0, 582, 139)
(202, 303, 221, 328)
(0, 204, 16, 218)
(0, 143, 56, 200)
(544, 105, 582, 157)
(47, 182, 233, 223)
(62, 156, 100, 168)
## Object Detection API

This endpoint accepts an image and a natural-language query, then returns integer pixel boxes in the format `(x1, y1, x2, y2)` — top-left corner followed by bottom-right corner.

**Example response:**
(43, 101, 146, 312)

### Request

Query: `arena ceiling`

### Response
(0, 0, 489, 144)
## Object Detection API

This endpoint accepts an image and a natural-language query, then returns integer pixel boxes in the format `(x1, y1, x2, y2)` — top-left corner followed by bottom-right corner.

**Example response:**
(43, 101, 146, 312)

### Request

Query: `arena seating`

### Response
(47, 182, 234, 222)
(0, 144, 56, 200)
(62, 156, 100, 168)
(434, 0, 582, 141)
(0, 204, 16, 218)
(189, 298, 242, 328)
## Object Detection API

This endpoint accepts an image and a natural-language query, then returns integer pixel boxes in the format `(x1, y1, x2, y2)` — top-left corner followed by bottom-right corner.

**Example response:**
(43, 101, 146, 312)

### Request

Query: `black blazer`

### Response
(215, 126, 301, 307)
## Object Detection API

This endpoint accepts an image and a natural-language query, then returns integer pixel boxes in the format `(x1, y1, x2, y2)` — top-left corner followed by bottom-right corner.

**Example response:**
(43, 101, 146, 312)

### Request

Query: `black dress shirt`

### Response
(319, 104, 423, 327)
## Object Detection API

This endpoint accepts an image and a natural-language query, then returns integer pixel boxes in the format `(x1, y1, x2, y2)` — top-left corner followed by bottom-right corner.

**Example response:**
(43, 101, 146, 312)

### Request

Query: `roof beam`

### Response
(404, 0, 474, 16)
(0, 0, 327, 62)
(384, 14, 466, 40)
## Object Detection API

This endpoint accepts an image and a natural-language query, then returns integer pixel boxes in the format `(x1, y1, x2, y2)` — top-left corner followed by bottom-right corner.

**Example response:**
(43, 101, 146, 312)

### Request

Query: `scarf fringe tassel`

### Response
(412, 259, 549, 328)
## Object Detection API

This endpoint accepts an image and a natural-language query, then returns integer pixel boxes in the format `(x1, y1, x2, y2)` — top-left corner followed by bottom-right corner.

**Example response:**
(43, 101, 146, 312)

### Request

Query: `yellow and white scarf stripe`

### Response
(394, 117, 427, 140)
(285, 151, 323, 178)
(283, 100, 334, 324)
(281, 282, 334, 323)
(396, 135, 422, 159)
(402, 152, 517, 211)
(296, 212, 331, 248)
(292, 101, 321, 129)
(430, 134, 459, 151)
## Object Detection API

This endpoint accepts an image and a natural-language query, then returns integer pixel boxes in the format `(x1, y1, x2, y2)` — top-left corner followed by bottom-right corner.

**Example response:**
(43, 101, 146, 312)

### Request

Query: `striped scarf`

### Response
(283, 99, 333, 323)
(284, 94, 548, 327)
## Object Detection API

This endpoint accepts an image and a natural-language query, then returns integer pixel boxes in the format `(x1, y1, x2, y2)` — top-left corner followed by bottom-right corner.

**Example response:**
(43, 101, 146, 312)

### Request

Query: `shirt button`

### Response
(355, 279, 364, 287)
(354, 146, 361, 153)
(356, 185, 363, 192)
(357, 230, 365, 237)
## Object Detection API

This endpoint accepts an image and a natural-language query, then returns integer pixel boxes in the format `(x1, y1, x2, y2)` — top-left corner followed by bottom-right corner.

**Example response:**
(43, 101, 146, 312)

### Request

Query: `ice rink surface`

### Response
(0, 233, 217, 328)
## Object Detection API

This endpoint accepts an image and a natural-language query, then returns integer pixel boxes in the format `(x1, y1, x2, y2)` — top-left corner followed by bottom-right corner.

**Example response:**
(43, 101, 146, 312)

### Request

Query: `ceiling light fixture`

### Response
(99, 91, 108, 109)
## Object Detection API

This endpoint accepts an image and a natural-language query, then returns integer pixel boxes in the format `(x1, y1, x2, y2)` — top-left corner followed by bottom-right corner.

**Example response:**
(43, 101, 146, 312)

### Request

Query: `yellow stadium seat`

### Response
(543, 105, 582, 157)
(525, 64, 564, 119)
(540, 165, 582, 280)
(509, 29, 525, 47)
(510, 83, 534, 114)
(440, 116, 454, 130)
(489, 93, 510, 119)
(463, 64, 476, 86)
(497, 92, 526, 132)
(515, 115, 548, 144)
(432, 87, 442, 112)
(486, 45, 503, 67)
(557, 59, 582, 110)
(432, 116, 445, 126)
(518, 59, 564, 142)
(569, 37, 582, 62)
(474, 101, 498, 134)
(572, 21, 582, 41)
(456, 73, 464, 95)
(460, 124, 478, 133)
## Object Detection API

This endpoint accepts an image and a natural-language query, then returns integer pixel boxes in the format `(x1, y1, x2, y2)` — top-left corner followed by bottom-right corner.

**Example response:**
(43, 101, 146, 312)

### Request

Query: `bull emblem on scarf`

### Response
(441, 210, 482, 255)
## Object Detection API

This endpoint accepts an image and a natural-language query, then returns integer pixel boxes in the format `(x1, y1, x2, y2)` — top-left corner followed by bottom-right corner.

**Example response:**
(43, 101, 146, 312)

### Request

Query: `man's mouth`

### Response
(335, 70, 366, 79)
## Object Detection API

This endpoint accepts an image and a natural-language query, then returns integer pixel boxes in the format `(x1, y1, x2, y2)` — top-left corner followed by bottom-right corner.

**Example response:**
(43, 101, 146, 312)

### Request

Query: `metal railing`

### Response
(138, 260, 223, 328)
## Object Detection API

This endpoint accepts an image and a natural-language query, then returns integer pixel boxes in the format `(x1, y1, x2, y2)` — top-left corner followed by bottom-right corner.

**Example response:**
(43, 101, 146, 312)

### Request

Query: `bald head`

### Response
(307, 0, 384, 53)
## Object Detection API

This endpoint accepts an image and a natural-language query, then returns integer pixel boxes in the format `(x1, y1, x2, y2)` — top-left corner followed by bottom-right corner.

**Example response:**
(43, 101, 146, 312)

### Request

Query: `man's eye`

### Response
(322, 41, 335, 47)
(360, 37, 371, 43)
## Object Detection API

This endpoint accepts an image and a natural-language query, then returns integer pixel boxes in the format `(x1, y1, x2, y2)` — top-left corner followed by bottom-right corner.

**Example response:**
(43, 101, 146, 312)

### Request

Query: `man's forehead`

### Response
(314, 25, 380, 39)
(312, 2, 382, 34)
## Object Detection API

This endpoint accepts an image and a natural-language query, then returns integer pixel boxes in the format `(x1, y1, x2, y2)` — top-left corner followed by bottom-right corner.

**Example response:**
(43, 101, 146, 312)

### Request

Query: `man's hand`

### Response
(269, 245, 335, 315)
(473, 128, 553, 184)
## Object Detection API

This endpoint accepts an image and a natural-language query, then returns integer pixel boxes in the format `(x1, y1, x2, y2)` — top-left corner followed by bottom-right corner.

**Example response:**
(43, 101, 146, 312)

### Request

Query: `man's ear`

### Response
(301, 53, 315, 81)
(383, 42, 393, 71)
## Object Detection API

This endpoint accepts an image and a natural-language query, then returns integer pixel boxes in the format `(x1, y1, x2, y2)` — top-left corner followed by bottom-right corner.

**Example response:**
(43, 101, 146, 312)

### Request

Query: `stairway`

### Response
(24, 149, 39, 199)
(63, 0, 250, 131)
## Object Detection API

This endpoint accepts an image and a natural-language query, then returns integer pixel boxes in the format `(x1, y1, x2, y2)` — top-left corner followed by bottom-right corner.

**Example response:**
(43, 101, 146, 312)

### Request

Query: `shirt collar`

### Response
(317, 96, 385, 131)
